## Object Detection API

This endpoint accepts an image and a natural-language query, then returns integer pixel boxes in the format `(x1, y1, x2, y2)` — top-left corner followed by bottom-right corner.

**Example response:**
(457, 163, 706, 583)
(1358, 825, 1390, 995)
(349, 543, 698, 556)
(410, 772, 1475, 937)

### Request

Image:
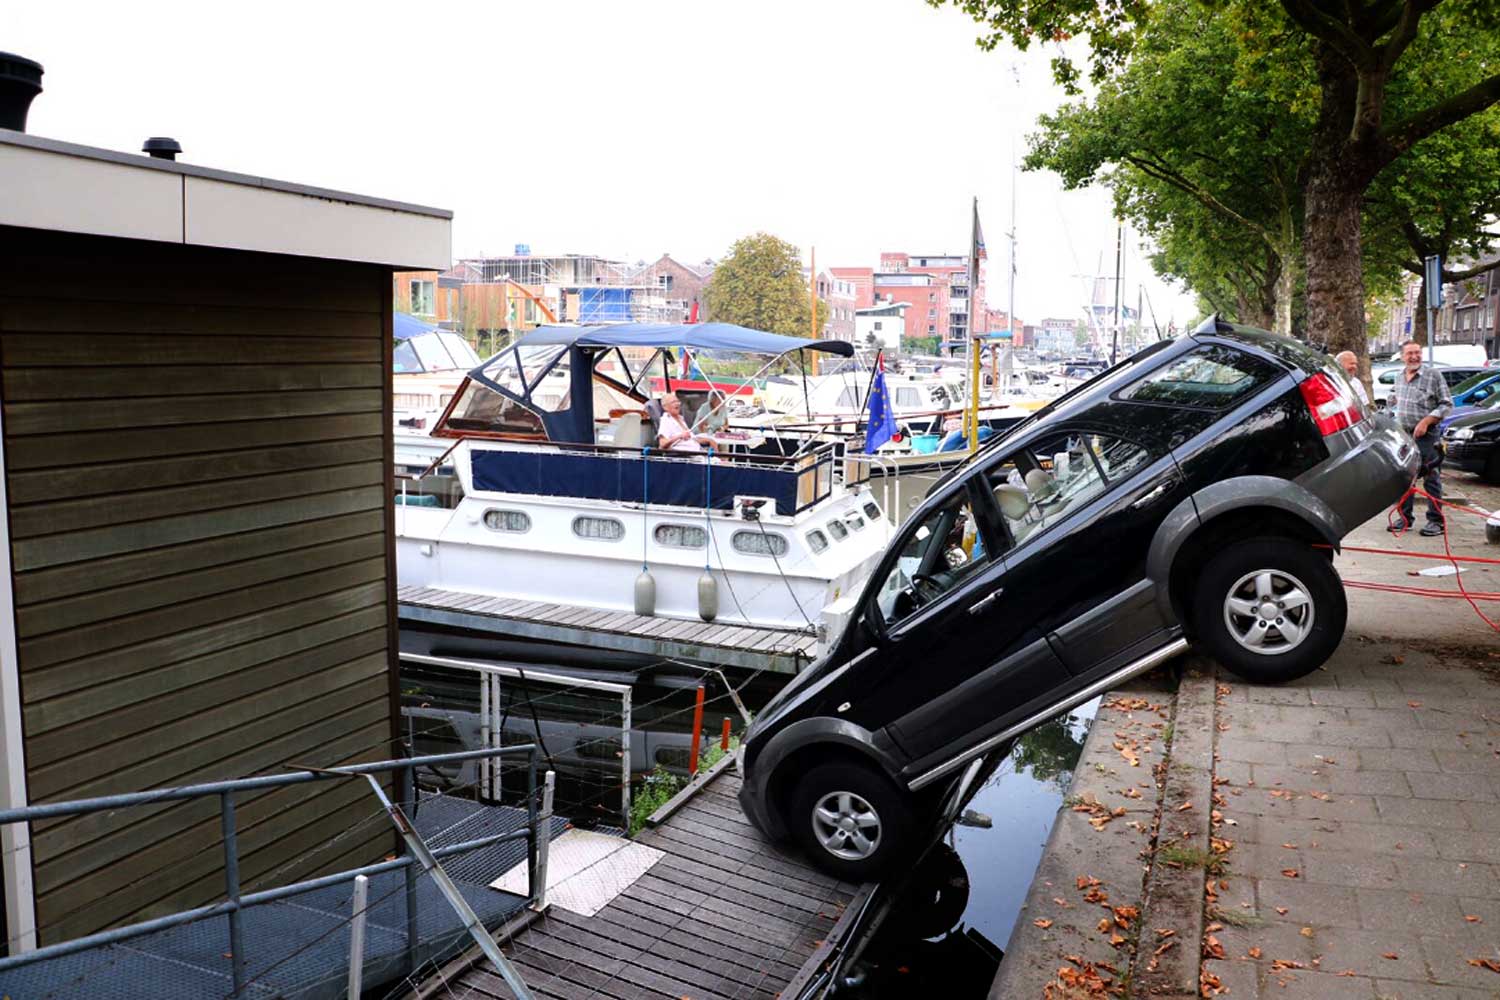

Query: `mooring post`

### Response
(720, 717, 732, 752)
(347, 874, 369, 998)
(688, 684, 706, 776)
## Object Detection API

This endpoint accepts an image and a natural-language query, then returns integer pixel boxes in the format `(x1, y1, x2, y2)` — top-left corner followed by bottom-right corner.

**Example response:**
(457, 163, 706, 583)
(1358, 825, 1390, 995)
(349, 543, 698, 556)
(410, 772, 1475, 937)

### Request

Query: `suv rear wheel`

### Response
(791, 761, 913, 880)
(1192, 538, 1346, 683)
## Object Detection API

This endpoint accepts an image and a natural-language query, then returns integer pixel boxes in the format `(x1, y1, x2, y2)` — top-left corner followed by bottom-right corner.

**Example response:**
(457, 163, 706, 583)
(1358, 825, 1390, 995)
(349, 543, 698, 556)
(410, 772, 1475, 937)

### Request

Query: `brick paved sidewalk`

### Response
(1204, 637, 1500, 1000)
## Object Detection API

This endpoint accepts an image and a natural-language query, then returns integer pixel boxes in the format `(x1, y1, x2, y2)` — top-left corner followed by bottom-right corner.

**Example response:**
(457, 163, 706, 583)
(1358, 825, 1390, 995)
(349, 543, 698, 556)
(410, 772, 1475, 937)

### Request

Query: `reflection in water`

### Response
(840, 700, 1096, 998)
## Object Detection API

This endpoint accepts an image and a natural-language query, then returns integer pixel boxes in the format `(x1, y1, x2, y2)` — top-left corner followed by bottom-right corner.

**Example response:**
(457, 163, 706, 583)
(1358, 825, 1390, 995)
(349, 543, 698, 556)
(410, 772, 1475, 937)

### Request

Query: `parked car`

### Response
(1372, 365, 1486, 409)
(1443, 409, 1500, 482)
(739, 318, 1417, 878)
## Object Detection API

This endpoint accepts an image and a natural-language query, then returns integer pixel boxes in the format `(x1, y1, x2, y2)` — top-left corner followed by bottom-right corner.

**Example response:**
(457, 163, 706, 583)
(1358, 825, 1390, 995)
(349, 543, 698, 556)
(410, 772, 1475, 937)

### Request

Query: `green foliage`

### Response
(626, 736, 741, 836)
(905, 335, 941, 356)
(705, 234, 816, 337)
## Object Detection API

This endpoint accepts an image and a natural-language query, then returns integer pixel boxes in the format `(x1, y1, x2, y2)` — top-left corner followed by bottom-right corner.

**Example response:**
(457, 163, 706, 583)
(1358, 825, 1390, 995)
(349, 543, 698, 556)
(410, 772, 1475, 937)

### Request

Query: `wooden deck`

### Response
(415, 767, 871, 1000)
(398, 585, 819, 675)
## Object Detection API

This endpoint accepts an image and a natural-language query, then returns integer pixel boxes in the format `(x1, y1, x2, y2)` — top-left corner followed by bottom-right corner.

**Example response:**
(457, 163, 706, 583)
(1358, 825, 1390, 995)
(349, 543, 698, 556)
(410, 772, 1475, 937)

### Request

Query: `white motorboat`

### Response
(396, 323, 889, 643)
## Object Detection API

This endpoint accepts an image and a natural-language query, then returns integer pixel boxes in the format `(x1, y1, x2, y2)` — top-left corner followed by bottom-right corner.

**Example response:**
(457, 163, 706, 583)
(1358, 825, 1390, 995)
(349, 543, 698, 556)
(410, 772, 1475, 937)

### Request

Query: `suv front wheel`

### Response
(1192, 538, 1346, 683)
(791, 761, 914, 880)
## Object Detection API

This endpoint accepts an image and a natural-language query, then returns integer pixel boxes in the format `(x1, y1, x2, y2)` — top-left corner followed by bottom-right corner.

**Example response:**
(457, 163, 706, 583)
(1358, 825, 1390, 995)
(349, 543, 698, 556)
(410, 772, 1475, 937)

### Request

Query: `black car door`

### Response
(857, 475, 1071, 767)
(980, 423, 1187, 680)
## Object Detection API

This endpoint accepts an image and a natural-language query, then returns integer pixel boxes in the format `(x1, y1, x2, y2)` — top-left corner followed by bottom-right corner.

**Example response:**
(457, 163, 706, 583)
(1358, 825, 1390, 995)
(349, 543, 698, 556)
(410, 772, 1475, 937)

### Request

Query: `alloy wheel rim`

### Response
(1222, 568, 1315, 656)
(811, 790, 882, 861)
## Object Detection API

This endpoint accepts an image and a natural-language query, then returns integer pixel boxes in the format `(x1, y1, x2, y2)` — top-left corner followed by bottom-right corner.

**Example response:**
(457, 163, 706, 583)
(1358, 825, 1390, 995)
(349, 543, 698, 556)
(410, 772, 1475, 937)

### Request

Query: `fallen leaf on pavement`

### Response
(1407, 700, 1422, 708)
(1156, 928, 1176, 938)
(1336, 969, 1356, 977)
(1122, 787, 1142, 799)
(1034, 919, 1054, 929)
(1098, 918, 1112, 933)
(1113, 905, 1140, 927)
(1110, 932, 1126, 946)
(1282, 843, 1298, 849)
(1382, 952, 1399, 960)
(1077, 875, 1101, 889)
(1308, 791, 1332, 801)
(1247, 946, 1263, 959)
(1465, 915, 1483, 923)
(1299, 927, 1314, 937)
(1467, 958, 1500, 973)
(1282, 869, 1301, 878)
(1271, 959, 1306, 971)
(1204, 935, 1226, 959)
(1275, 907, 1289, 915)
(1176, 801, 1194, 811)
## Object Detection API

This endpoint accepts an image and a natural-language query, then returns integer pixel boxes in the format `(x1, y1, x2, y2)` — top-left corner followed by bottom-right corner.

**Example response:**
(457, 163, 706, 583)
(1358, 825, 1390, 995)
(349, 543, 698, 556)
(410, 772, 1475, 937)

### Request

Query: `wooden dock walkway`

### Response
(414, 765, 872, 1000)
(398, 585, 820, 675)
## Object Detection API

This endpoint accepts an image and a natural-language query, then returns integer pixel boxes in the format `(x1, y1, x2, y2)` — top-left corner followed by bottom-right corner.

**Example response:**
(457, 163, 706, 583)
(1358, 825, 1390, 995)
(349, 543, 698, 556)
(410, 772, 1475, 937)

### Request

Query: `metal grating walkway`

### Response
(0, 797, 569, 1000)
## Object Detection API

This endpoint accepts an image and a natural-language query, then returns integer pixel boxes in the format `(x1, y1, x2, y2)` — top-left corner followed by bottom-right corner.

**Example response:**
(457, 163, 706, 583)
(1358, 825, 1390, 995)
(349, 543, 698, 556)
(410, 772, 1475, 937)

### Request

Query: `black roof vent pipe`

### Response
(0, 51, 43, 133)
(142, 137, 182, 161)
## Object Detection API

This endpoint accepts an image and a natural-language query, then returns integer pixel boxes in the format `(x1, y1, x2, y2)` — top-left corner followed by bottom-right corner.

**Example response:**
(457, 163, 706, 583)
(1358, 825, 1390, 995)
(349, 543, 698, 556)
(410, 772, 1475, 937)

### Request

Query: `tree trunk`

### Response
(1274, 253, 1296, 340)
(1412, 283, 1428, 345)
(1301, 161, 1367, 355)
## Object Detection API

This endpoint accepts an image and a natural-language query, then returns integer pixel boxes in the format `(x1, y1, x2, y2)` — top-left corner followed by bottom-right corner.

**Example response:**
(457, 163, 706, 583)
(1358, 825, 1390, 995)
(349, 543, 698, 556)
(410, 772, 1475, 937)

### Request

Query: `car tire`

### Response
(1484, 451, 1500, 486)
(1192, 538, 1346, 684)
(790, 761, 914, 880)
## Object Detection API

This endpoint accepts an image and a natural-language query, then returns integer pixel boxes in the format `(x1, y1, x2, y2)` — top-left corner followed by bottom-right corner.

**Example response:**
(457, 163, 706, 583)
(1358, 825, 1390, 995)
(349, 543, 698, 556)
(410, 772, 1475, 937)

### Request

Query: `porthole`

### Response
(573, 516, 625, 541)
(654, 523, 707, 548)
(732, 530, 789, 557)
(483, 509, 531, 533)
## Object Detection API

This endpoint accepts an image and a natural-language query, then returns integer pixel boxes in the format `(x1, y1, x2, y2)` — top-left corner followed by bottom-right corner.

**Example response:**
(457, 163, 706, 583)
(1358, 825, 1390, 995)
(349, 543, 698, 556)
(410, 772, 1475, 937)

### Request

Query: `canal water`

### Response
(841, 699, 1100, 997)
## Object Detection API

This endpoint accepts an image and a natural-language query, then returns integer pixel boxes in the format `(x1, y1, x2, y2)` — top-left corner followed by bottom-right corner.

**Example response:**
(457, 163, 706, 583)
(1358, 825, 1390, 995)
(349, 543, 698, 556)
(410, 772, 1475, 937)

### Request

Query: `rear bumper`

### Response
(1297, 417, 1418, 534)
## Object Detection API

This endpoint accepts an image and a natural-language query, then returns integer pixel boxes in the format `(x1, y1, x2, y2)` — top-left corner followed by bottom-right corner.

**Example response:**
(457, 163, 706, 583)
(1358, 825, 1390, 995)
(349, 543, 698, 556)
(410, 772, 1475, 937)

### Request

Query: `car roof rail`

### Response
(1192, 313, 1237, 335)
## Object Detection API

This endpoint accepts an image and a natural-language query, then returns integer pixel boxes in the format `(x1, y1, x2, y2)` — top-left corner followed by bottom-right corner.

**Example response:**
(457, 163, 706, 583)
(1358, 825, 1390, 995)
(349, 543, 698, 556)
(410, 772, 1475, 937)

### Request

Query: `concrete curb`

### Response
(988, 671, 1174, 1000)
(1130, 659, 1219, 998)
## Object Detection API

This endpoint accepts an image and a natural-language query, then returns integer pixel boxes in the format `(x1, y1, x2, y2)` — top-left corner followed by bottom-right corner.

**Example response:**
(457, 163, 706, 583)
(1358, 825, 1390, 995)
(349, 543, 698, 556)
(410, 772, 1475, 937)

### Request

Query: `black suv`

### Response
(739, 320, 1417, 878)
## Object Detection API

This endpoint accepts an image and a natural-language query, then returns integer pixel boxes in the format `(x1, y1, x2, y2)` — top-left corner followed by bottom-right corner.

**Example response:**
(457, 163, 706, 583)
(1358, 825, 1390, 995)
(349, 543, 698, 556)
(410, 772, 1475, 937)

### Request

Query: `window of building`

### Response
(658, 274, 674, 291)
(654, 523, 707, 548)
(410, 279, 436, 316)
(483, 509, 531, 533)
(874, 321, 883, 330)
(732, 530, 789, 557)
(573, 516, 625, 541)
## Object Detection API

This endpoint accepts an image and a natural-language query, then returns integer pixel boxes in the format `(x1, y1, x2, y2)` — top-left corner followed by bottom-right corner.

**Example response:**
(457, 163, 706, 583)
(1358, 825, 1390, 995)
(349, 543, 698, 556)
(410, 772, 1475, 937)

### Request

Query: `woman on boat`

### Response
(657, 392, 715, 453)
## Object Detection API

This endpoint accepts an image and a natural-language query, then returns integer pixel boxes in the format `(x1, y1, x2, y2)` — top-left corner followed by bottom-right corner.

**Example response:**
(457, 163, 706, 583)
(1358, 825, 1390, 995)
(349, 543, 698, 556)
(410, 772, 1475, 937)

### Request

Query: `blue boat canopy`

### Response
(394, 312, 439, 341)
(512, 322, 854, 357)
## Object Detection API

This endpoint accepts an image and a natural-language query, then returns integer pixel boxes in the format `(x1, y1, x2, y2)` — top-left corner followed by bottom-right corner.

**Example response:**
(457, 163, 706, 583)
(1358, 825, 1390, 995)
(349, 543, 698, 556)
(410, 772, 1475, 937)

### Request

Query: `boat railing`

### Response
(464, 439, 841, 516)
(0, 746, 550, 998)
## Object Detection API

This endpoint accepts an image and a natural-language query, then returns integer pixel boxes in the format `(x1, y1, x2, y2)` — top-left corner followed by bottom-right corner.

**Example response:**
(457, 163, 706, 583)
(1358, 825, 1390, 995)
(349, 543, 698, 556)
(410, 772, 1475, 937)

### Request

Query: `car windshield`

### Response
(1453, 373, 1495, 395)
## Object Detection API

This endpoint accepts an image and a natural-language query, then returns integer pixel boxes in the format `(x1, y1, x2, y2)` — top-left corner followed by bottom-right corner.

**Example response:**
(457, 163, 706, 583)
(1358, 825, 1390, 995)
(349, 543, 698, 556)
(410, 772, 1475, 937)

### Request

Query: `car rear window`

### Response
(1115, 345, 1279, 410)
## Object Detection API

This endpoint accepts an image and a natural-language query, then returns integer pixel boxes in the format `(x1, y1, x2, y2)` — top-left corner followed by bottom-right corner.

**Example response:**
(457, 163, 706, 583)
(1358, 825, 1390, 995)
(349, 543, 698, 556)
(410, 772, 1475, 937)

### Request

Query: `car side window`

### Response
(986, 431, 1150, 546)
(874, 488, 995, 628)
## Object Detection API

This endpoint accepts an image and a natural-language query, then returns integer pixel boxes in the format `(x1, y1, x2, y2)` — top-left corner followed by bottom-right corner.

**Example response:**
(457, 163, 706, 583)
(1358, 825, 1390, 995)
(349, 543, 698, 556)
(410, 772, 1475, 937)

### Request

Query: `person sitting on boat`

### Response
(657, 392, 715, 453)
(694, 393, 728, 435)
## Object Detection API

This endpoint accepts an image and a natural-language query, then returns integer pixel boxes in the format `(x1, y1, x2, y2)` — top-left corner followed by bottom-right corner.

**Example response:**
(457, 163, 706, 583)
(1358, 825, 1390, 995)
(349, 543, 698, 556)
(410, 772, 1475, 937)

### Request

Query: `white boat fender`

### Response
(698, 571, 718, 622)
(635, 570, 657, 617)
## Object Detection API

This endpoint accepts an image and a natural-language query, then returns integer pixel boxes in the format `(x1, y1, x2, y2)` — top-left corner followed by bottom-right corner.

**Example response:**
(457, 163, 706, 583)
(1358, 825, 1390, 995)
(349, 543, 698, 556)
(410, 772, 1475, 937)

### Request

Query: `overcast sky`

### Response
(9, 0, 1199, 328)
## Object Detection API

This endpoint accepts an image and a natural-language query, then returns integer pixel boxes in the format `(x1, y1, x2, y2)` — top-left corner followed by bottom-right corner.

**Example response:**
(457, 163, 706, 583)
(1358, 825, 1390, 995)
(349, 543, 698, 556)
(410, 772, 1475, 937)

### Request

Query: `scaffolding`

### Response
(456, 254, 685, 324)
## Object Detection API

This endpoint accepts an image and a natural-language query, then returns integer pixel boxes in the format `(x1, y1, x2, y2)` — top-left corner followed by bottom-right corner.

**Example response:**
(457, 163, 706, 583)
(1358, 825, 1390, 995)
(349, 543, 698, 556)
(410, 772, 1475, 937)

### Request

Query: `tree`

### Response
(1025, 0, 1308, 336)
(704, 233, 817, 337)
(936, 0, 1500, 374)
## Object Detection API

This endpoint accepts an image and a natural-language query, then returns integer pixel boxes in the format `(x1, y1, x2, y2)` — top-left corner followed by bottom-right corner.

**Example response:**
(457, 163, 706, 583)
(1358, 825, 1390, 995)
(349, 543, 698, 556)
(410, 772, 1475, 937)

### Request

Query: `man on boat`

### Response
(657, 392, 715, 452)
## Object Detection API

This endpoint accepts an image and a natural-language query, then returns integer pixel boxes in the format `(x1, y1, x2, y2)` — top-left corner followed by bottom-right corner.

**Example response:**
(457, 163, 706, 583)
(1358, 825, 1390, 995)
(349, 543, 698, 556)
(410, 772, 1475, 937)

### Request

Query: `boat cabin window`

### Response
(845, 514, 866, 532)
(573, 516, 626, 541)
(393, 340, 423, 374)
(806, 529, 829, 553)
(443, 381, 547, 438)
(483, 509, 531, 533)
(863, 501, 882, 521)
(895, 387, 921, 408)
(654, 524, 707, 548)
(732, 530, 789, 557)
(836, 386, 860, 409)
(827, 519, 849, 541)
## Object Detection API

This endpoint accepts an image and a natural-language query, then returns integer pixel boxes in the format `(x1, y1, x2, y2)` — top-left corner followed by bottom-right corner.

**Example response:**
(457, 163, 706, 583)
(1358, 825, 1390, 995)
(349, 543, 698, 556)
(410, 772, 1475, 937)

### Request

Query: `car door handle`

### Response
(969, 590, 1003, 616)
(1131, 479, 1177, 509)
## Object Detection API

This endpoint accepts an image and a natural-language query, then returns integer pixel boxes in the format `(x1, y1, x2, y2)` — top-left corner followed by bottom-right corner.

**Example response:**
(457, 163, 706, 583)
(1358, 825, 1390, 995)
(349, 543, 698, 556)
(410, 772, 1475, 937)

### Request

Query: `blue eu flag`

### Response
(864, 361, 898, 454)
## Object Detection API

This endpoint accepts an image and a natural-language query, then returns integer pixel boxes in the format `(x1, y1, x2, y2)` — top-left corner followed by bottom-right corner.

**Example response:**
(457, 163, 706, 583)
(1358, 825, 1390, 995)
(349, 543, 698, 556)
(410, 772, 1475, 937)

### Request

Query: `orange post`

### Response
(720, 717, 732, 751)
(688, 684, 706, 776)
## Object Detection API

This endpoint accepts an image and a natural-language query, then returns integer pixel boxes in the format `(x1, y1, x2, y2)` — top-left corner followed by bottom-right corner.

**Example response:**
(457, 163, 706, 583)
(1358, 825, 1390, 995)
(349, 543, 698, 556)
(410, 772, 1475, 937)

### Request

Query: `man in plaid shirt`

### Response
(1390, 339, 1452, 535)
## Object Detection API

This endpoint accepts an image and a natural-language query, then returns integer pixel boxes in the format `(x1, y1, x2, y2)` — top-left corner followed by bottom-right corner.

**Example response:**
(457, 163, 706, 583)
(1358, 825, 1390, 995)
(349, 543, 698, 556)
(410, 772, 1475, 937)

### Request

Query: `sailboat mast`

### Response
(1112, 221, 1123, 364)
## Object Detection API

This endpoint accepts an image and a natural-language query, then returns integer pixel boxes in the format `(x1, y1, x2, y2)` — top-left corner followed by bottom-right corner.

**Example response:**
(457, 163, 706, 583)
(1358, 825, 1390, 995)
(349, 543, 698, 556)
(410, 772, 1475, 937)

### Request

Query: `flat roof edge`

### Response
(0, 128, 453, 220)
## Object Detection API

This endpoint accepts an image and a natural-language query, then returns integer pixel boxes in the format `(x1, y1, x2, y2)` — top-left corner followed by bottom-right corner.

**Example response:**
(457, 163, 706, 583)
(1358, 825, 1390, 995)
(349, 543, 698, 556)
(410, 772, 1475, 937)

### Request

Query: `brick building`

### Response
(812, 271, 858, 341)
(639, 254, 714, 323)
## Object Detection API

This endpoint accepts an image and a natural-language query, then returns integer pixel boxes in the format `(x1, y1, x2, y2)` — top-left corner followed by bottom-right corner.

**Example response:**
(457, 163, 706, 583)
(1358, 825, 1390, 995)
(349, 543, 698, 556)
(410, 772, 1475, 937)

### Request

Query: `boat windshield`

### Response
(394, 331, 483, 374)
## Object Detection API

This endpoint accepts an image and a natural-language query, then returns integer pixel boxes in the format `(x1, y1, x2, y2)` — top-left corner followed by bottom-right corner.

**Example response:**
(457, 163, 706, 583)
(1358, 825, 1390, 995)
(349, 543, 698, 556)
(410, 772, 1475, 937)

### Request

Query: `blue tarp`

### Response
(471, 450, 800, 516)
(510, 323, 854, 358)
(578, 288, 634, 323)
(395, 312, 439, 341)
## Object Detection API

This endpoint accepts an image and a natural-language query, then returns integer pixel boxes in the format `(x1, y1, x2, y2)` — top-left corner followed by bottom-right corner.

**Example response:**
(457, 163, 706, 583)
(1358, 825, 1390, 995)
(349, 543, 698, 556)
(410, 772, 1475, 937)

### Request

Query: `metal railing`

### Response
(0, 746, 547, 997)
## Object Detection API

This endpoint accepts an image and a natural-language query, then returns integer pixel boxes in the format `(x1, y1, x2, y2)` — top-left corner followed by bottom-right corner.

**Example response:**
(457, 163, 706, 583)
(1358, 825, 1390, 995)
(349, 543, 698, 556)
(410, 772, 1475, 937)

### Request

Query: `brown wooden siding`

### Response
(0, 227, 400, 944)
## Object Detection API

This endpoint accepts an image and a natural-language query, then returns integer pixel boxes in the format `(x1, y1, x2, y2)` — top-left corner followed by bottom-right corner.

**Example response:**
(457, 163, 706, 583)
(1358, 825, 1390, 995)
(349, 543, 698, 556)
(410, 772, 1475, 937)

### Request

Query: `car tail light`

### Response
(1299, 372, 1364, 436)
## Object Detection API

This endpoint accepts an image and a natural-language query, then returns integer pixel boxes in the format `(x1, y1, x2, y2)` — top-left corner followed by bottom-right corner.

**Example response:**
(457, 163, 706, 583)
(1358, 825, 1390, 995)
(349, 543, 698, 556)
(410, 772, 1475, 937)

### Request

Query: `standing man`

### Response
(1390, 339, 1453, 536)
(1334, 350, 1371, 407)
